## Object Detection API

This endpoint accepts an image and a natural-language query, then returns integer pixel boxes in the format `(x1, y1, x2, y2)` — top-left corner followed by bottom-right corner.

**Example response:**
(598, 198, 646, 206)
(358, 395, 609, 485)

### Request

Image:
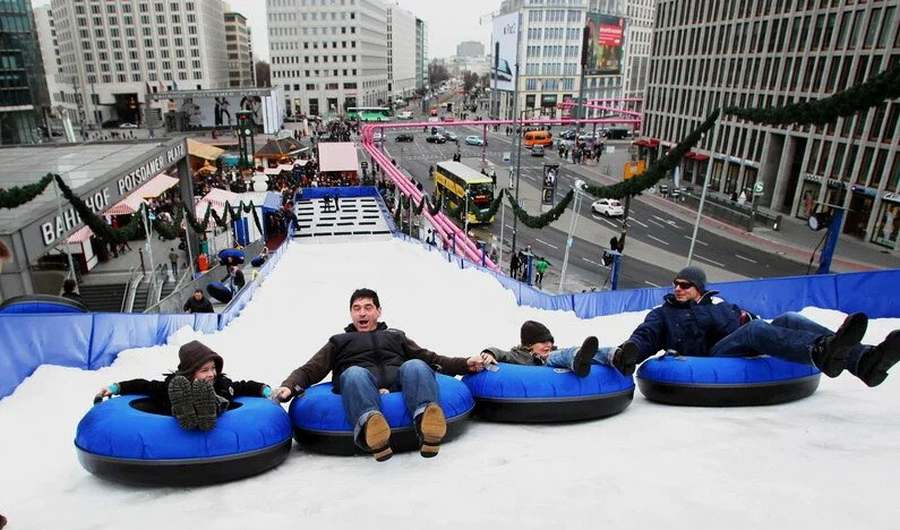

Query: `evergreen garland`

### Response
(471, 190, 506, 223)
(505, 189, 575, 229)
(582, 110, 719, 200)
(426, 194, 442, 216)
(0, 174, 54, 210)
(724, 63, 900, 126)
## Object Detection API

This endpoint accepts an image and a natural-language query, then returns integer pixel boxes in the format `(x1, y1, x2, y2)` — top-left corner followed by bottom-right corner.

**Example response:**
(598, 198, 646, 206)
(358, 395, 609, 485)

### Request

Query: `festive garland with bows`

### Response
(506, 189, 575, 229)
(724, 62, 900, 127)
(0, 174, 54, 210)
(582, 110, 719, 200)
(55, 173, 262, 245)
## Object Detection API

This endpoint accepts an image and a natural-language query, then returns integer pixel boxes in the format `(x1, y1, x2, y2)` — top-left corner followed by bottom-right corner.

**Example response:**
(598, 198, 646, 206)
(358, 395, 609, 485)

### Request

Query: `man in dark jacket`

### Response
(183, 288, 214, 313)
(607, 267, 900, 388)
(273, 288, 489, 462)
(61, 278, 84, 305)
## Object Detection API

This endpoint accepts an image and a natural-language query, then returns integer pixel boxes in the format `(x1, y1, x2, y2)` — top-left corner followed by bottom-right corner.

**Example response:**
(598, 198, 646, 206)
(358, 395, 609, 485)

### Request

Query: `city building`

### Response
(224, 10, 255, 88)
(387, 4, 416, 101)
(623, 0, 655, 100)
(415, 17, 427, 91)
(49, 0, 229, 128)
(1, 0, 47, 145)
(33, 5, 81, 132)
(643, 0, 900, 250)
(497, 0, 626, 119)
(267, 0, 389, 117)
(457, 40, 485, 58)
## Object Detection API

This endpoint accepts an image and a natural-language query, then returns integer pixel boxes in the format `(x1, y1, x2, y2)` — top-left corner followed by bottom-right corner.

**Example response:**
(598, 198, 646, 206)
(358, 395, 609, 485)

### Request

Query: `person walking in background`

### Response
(534, 256, 549, 288)
(168, 248, 179, 277)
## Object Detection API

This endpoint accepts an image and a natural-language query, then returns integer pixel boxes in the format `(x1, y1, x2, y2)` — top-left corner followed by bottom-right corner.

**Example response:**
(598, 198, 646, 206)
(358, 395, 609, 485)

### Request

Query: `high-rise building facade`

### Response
(33, 5, 81, 130)
(644, 0, 900, 250)
(50, 0, 229, 127)
(498, 0, 626, 119)
(623, 0, 655, 99)
(1, 0, 46, 144)
(224, 11, 254, 87)
(457, 40, 485, 58)
(415, 17, 427, 91)
(387, 5, 416, 100)
(268, 0, 389, 117)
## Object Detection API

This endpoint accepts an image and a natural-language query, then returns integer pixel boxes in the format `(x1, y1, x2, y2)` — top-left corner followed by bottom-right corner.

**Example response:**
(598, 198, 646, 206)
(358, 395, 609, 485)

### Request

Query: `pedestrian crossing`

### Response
(293, 197, 392, 238)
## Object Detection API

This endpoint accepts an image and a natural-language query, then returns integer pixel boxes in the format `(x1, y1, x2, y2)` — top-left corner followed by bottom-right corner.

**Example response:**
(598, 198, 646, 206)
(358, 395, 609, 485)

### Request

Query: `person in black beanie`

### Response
(95, 340, 273, 431)
(605, 266, 900, 388)
(479, 320, 600, 377)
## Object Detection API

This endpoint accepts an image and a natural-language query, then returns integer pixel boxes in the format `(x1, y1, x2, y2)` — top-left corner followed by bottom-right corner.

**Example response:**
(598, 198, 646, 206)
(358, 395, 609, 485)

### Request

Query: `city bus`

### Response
(434, 161, 495, 226)
(346, 107, 392, 122)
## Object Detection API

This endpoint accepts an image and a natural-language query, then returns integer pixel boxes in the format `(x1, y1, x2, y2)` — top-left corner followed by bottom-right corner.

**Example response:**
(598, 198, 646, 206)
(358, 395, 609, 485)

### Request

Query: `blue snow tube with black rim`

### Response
(75, 395, 292, 486)
(462, 363, 634, 422)
(217, 248, 245, 266)
(636, 354, 821, 406)
(0, 294, 88, 314)
(289, 374, 474, 456)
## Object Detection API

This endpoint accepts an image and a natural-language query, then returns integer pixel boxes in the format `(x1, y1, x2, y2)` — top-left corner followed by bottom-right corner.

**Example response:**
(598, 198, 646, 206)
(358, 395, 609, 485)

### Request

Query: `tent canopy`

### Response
(187, 139, 225, 161)
(255, 137, 307, 159)
(104, 174, 179, 216)
(317, 142, 358, 173)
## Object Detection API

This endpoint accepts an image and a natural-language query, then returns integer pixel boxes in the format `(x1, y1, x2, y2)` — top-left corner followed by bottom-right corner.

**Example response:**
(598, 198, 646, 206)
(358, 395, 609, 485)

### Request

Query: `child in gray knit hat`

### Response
(96, 340, 273, 431)
(480, 320, 601, 377)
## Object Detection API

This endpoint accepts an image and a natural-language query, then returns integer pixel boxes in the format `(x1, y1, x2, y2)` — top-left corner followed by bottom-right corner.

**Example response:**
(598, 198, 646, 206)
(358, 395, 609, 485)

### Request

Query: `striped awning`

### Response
(66, 225, 93, 243)
(104, 174, 179, 216)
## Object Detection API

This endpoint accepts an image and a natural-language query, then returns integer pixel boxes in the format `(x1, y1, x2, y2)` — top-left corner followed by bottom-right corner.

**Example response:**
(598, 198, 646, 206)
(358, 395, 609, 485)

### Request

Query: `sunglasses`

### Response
(673, 280, 695, 290)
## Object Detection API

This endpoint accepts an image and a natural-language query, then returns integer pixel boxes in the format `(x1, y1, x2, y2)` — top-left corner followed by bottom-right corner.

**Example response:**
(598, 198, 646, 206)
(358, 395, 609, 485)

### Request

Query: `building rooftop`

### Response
(0, 141, 170, 234)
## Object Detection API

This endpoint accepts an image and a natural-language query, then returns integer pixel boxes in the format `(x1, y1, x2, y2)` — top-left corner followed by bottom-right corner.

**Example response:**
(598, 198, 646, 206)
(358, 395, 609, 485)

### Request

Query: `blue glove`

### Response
(107, 383, 120, 394)
(261, 386, 272, 398)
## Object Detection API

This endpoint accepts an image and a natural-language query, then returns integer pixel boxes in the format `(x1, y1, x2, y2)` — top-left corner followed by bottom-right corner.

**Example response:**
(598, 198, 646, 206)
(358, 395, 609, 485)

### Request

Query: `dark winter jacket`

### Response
(628, 291, 746, 361)
(482, 345, 549, 366)
(183, 296, 214, 313)
(280, 322, 470, 395)
(117, 374, 267, 412)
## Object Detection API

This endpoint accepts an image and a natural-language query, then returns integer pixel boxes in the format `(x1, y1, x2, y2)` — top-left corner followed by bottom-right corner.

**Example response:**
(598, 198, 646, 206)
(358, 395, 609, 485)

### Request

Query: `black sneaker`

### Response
(611, 341, 639, 376)
(168, 375, 197, 430)
(416, 403, 447, 458)
(812, 312, 868, 377)
(362, 412, 392, 462)
(856, 330, 900, 387)
(192, 379, 219, 432)
(572, 336, 599, 377)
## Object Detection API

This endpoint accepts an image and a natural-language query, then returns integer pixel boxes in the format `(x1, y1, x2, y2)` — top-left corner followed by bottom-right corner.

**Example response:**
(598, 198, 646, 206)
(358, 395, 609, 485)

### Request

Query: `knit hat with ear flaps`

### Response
(520, 320, 554, 347)
(177, 340, 223, 377)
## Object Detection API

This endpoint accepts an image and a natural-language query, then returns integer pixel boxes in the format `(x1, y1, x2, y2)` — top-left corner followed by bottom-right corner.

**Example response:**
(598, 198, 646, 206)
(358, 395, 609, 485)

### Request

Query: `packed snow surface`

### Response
(1, 238, 899, 529)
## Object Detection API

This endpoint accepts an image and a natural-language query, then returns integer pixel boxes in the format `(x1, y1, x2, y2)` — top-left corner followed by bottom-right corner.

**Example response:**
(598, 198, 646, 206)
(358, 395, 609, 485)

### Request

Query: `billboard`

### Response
(584, 14, 625, 76)
(491, 12, 520, 91)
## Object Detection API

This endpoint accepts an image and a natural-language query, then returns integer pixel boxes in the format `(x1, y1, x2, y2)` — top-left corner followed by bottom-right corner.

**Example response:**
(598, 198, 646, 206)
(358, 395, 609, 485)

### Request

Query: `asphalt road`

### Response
(375, 120, 808, 290)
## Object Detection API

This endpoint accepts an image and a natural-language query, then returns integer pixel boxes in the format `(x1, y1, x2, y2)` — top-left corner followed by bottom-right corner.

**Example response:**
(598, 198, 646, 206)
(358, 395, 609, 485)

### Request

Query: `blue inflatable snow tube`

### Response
(289, 374, 474, 455)
(75, 395, 292, 486)
(218, 248, 245, 266)
(462, 363, 634, 422)
(0, 294, 88, 314)
(251, 255, 267, 267)
(207, 281, 233, 304)
(636, 354, 821, 407)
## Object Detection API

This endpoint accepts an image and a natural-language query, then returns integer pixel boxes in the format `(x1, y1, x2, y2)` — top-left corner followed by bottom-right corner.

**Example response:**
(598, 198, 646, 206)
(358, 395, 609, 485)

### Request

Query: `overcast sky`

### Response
(35, 0, 493, 62)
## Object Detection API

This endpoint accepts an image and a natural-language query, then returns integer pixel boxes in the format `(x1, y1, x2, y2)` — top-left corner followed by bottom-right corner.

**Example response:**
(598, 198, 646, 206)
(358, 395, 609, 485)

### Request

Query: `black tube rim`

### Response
(75, 437, 292, 465)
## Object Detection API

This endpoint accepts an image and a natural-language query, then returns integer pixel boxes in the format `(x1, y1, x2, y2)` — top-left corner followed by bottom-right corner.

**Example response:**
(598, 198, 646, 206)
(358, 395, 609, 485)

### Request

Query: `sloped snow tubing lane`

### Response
(636, 354, 821, 407)
(75, 396, 292, 486)
(462, 364, 635, 423)
(289, 374, 474, 456)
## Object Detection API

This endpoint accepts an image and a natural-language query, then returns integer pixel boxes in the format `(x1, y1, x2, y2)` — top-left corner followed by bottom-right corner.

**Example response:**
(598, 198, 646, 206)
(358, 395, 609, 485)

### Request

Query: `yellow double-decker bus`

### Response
(434, 161, 495, 226)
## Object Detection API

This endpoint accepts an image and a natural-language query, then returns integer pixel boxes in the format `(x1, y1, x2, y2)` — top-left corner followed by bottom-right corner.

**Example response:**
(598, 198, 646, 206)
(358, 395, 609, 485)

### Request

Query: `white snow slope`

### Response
(1, 238, 899, 530)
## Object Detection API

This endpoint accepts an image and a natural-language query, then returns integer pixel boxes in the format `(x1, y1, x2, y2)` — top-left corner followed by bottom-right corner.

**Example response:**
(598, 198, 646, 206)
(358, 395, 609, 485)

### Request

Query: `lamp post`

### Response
(687, 115, 720, 266)
(509, 63, 523, 254)
(558, 180, 587, 291)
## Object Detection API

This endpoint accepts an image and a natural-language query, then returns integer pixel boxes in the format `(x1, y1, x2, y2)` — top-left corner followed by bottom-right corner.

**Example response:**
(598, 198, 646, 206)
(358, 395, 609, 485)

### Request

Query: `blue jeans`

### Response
(339, 359, 439, 448)
(546, 346, 615, 370)
(710, 312, 868, 373)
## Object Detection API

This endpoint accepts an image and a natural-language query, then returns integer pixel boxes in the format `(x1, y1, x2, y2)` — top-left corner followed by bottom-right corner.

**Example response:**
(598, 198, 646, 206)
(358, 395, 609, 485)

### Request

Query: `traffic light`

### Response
(236, 110, 254, 138)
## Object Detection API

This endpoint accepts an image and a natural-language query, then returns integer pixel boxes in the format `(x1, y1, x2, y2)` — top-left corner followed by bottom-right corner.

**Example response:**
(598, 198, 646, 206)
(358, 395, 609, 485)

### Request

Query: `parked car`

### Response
(465, 135, 485, 146)
(425, 133, 447, 144)
(559, 129, 577, 140)
(443, 131, 459, 142)
(119, 122, 138, 129)
(395, 133, 414, 142)
(591, 198, 625, 217)
(397, 111, 413, 120)
(530, 145, 545, 157)
(440, 116, 456, 122)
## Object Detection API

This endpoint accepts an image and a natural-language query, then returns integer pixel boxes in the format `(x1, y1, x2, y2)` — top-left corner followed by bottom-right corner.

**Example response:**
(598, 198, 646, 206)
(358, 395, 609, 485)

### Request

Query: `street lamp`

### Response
(510, 106, 543, 253)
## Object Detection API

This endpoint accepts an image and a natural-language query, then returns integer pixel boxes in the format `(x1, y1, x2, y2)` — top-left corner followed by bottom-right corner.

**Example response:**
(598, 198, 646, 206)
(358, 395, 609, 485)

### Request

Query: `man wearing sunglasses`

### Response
(606, 266, 900, 388)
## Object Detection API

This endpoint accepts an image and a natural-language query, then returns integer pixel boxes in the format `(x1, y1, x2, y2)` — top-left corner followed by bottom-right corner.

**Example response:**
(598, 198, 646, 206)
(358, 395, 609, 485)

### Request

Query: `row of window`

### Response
(85, 70, 203, 84)
(273, 54, 358, 65)
(658, 0, 886, 27)
(527, 9, 583, 23)
(525, 45, 578, 58)
(654, 6, 897, 58)
(268, 11, 356, 22)
(274, 68, 358, 78)
(73, 2, 194, 15)
(283, 82, 358, 91)
(270, 25, 357, 37)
